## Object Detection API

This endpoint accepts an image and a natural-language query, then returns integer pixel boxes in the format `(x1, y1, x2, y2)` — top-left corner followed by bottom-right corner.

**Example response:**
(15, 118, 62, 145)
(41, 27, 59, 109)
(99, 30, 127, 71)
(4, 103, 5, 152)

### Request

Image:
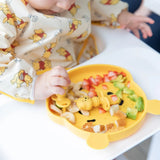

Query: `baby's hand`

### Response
(118, 10, 154, 39)
(34, 66, 71, 100)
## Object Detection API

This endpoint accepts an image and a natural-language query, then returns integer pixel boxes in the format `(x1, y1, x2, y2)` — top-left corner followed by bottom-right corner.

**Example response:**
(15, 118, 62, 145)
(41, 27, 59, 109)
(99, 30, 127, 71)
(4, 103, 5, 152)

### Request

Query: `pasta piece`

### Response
(80, 110, 90, 116)
(61, 112, 75, 124)
(50, 104, 62, 115)
(67, 102, 79, 113)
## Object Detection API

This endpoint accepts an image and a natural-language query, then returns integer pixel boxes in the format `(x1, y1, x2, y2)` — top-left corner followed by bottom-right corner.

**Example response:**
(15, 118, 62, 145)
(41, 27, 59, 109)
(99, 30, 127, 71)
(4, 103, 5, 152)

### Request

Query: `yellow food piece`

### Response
(51, 94, 71, 108)
(75, 96, 110, 111)
(100, 97, 110, 111)
(92, 97, 100, 107)
(76, 97, 93, 110)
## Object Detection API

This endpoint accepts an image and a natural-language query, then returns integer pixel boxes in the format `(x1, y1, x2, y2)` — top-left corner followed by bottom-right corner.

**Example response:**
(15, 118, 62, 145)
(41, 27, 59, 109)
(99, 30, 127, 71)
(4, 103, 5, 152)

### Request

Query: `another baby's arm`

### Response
(91, 0, 128, 27)
(118, 10, 154, 39)
(34, 66, 71, 100)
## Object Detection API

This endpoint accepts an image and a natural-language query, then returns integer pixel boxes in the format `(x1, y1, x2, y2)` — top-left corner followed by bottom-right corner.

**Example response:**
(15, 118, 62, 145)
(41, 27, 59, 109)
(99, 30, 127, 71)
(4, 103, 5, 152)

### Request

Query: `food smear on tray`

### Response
(49, 70, 144, 134)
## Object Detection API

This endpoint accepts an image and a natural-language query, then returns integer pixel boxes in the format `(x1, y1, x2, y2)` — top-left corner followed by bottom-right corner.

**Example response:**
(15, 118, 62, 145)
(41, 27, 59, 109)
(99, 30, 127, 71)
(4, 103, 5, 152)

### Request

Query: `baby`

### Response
(0, 0, 154, 103)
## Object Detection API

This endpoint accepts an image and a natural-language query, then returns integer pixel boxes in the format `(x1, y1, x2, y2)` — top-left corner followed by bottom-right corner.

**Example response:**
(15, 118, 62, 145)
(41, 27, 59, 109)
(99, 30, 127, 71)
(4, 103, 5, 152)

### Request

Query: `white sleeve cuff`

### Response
(30, 76, 37, 101)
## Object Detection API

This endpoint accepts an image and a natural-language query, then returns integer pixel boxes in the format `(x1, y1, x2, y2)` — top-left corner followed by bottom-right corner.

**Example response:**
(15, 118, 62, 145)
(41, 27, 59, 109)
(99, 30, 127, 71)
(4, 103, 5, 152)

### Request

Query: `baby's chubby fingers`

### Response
(137, 16, 155, 24)
(132, 29, 140, 39)
(34, 66, 71, 100)
(143, 24, 153, 37)
(49, 86, 65, 95)
(50, 66, 69, 78)
(139, 23, 153, 39)
(50, 66, 71, 85)
(49, 76, 70, 87)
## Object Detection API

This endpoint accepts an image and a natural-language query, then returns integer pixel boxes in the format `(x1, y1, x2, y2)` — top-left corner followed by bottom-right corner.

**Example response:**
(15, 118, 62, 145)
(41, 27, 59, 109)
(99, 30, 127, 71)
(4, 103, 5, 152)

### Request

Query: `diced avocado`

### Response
(126, 107, 138, 120)
(123, 87, 135, 95)
(116, 89, 123, 99)
(121, 77, 127, 83)
(111, 75, 123, 82)
(135, 97, 144, 112)
(111, 75, 126, 83)
(128, 94, 138, 102)
(113, 82, 125, 89)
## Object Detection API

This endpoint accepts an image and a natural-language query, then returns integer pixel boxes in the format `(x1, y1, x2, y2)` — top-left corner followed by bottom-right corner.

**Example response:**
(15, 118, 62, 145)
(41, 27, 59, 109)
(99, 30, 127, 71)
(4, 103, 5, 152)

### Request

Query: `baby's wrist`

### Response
(118, 9, 130, 27)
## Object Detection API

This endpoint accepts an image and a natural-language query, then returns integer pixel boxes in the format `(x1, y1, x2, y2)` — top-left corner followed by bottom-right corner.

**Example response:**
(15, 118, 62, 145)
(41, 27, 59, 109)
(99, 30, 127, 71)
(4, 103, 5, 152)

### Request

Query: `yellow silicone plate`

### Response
(46, 64, 160, 149)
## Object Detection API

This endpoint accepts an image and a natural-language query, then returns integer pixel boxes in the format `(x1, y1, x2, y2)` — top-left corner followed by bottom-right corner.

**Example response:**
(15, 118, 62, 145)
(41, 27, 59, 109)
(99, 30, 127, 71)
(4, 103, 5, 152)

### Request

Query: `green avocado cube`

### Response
(116, 89, 123, 99)
(126, 107, 138, 120)
(111, 75, 126, 83)
(113, 82, 125, 89)
(123, 87, 135, 95)
(111, 75, 123, 82)
(128, 94, 138, 102)
(135, 97, 144, 112)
